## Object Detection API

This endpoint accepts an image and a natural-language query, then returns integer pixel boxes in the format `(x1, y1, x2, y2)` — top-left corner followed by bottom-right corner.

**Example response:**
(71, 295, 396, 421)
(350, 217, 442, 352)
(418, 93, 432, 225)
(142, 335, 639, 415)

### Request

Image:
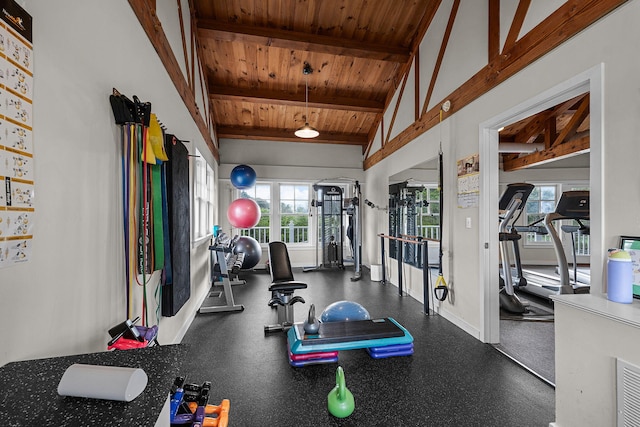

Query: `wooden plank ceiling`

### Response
(124, 0, 627, 167)
(193, 0, 438, 148)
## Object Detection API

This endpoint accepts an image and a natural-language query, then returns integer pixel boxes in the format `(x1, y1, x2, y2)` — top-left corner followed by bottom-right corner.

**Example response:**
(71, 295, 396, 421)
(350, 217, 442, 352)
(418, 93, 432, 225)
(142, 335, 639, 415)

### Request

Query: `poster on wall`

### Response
(0, 0, 32, 268)
(457, 153, 479, 208)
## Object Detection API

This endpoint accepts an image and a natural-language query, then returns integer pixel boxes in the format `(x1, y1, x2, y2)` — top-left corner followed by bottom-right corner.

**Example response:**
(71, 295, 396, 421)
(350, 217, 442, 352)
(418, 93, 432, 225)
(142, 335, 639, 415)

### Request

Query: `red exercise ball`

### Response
(227, 198, 261, 229)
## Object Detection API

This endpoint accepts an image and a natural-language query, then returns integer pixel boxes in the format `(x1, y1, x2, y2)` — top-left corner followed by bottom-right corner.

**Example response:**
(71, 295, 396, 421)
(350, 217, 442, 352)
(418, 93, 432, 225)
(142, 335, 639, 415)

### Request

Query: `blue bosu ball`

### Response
(320, 301, 371, 323)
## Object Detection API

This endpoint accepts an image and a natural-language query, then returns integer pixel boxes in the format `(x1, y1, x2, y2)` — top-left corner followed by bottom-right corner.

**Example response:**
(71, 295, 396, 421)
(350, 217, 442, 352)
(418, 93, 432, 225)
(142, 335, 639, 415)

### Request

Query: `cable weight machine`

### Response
(303, 180, 362, 281)
(388, 181, 426, 266)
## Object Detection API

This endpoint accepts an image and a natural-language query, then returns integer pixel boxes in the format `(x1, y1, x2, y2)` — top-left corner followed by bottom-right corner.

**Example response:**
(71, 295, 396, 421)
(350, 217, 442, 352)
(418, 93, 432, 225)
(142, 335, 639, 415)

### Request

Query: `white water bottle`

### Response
(607, 249, 633, 303)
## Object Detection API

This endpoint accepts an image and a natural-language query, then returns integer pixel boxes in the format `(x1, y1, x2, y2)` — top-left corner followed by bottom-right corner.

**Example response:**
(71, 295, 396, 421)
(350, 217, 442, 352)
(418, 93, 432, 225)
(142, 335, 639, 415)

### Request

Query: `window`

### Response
(524, 185, 557, 244)
(193, 148, 215, 241)
(280, 184, 310, 244)
(566, 185, 590, 256)
(416, 186, 440, 241)
(237, 183, 271, 244)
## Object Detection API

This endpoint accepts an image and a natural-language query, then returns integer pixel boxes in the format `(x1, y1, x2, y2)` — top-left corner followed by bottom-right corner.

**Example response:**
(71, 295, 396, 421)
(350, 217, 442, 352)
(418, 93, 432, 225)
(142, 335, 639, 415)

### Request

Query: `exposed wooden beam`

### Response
(502, 0, 531, 53)
(503, 134, 590, 171)
(513, 93, 587, 143)
(364, 0, 628, 170)
(488, 0, 500, 60)
(208, 85, 384, 113)
(128, 0, 219, 162)
(363, 118, 380, 159)
(197, 19, 410, 63)
(177, 0, 191, 90)
(414, 52, 420, 121)
(217, 126, 368, 146)
(385, 69, 412, 145)
(190, 0, 215, 146)
(544, 116, 556, 148)
(552, 93, 590, 147)
(421, 0, 460, 117)
(367, 0, 442, 144)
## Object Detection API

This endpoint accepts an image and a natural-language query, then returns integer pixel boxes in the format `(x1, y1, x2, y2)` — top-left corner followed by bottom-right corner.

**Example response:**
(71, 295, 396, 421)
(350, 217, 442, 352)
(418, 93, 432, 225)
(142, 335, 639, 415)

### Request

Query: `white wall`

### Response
(0, 1, 214, 367)
(364, 0, 640, 341)
(553, 296, 640, 427)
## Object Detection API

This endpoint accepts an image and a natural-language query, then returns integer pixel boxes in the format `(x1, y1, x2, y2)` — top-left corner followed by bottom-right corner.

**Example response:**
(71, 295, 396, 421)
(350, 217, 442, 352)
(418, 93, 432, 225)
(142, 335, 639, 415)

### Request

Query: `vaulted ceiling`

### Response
(192, 0, 436, 148)
(129, 0, 628, 169)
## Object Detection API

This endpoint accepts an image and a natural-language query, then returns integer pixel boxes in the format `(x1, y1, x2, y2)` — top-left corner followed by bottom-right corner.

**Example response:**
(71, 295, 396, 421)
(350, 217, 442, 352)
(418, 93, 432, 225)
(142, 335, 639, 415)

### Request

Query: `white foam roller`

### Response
(57, 363, 148, 402)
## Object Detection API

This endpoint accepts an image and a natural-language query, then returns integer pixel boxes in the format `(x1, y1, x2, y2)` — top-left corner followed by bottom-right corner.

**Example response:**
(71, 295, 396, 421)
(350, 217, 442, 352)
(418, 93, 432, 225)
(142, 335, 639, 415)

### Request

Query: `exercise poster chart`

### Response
(457, 153, 479, 208)
(0, 0, 33, 268)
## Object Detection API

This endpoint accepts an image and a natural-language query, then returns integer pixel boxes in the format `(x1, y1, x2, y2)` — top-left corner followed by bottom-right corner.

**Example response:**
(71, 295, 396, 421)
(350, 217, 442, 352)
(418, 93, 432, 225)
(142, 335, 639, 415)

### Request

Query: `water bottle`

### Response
(607, 249, 633, 303)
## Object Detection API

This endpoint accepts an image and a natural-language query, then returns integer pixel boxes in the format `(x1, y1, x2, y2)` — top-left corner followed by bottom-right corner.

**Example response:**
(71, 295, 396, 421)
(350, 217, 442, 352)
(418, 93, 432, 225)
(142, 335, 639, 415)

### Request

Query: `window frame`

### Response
(235, 182, 272, 245)
(415, 185, 441, 241)
(279, 182, 312, 246)
(521, 183, 559, 247)
(192, 148, 215, 245)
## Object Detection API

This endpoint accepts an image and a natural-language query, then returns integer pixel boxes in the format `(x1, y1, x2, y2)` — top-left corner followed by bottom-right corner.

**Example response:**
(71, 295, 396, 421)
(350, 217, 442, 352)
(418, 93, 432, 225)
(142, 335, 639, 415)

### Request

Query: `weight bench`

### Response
(264, 241, 307, 333)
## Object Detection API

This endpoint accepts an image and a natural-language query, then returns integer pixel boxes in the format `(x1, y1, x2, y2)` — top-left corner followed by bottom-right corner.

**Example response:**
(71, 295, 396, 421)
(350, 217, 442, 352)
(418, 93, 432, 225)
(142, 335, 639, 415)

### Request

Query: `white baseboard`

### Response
(168, 286, 211, 344)
(437, 307, 481, 340)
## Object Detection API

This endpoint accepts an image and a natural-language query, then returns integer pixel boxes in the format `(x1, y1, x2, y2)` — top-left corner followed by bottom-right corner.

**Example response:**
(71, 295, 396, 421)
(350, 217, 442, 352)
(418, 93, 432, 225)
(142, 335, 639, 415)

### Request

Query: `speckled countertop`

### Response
(0, 344, 186, 427)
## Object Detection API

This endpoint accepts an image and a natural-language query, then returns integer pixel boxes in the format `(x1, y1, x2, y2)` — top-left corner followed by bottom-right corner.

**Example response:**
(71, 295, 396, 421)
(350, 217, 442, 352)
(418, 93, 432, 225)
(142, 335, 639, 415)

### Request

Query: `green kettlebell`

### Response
(327, 366, 355, 418)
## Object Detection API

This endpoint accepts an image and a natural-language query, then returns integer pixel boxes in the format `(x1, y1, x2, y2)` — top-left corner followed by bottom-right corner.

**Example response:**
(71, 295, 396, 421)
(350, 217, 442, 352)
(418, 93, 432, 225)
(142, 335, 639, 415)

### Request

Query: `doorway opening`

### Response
(478, 65, 604, 384)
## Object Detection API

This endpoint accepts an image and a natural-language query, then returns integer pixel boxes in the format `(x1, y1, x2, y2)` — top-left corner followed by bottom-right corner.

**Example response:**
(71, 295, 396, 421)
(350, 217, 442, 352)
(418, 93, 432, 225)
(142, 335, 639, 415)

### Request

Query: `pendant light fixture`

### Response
(295, 62, 319, 138)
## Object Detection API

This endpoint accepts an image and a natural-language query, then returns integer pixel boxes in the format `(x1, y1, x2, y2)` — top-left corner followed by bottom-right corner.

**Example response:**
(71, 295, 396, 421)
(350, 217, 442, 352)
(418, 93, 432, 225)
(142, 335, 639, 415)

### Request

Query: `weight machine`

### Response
(388, 181, 427, 267)
(304, 180, 362, 281)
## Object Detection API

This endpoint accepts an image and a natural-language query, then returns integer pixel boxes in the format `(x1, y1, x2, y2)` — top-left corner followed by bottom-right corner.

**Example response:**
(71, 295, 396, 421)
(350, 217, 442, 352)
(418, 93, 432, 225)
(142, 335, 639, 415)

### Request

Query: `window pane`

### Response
(280, 185, 294, 199)
(192, 148, 216, 241)
(295, 200, 308, 214)
(236, 182, 271, 244)
(295, 185, 309, 199)
(281, 202, 293, 213)
(255, 184, 270, 200)
(540, 201, 555, 213)
(541, 187, 556, 200)
(279, 184, 310, 244)
(526, 203, 538, 214)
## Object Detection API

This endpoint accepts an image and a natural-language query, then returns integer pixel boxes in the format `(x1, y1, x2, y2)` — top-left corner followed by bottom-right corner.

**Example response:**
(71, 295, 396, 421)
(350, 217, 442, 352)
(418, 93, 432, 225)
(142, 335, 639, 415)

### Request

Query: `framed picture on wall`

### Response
(619, 236, 640, 298)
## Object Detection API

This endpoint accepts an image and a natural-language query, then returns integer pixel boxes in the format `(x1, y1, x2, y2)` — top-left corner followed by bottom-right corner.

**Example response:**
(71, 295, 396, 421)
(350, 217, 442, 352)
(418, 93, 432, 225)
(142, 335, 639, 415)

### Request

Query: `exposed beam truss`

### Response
(502, 93, 590, 171)
(364, 0, 628, 170)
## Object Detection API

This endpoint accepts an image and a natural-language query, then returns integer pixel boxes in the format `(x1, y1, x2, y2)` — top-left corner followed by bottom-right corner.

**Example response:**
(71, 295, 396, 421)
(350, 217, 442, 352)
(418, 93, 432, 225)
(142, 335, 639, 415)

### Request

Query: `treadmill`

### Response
(498, 183, 535, 314)
(520, 191, 590, 299)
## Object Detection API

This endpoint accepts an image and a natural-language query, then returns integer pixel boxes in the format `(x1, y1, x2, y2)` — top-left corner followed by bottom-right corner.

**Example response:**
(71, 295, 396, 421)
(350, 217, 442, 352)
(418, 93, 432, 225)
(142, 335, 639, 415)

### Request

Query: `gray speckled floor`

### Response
(180, 267, 555, 426)
(0, 345, 186, 427)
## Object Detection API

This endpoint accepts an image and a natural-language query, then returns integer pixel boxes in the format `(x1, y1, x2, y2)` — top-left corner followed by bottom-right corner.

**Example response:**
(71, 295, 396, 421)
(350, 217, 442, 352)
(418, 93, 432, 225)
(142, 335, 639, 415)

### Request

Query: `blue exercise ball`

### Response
(232, 236, 262, 269)
(230, 164, 257, 189)
(320, 301, 371, 323)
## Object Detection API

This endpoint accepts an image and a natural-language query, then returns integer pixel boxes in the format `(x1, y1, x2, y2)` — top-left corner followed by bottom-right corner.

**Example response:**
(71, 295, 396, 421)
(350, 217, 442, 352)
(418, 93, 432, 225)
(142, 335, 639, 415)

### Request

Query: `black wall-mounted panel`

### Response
(162, 134, 190, 316)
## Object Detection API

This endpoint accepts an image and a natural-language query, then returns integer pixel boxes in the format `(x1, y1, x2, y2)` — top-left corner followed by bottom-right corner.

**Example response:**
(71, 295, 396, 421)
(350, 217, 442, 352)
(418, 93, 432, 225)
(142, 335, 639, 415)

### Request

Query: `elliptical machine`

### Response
(498, 183, 535, 314)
